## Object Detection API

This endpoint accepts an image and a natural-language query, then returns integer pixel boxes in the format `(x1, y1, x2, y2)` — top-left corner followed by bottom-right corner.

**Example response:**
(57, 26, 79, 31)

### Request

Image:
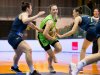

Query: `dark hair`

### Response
(21, 1, 31, 11)
(74, 6, 83, 14)
(49, 4, 57, 11)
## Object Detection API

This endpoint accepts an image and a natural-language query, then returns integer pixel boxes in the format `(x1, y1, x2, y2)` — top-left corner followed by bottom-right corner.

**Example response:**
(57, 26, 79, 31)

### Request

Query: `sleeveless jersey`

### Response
(79, 15, 97, 31)
(40, 14, 57, 31)
(10, 13, 28, 37)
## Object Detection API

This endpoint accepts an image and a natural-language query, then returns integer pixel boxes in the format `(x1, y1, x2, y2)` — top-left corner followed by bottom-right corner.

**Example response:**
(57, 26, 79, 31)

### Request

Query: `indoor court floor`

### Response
(0, 51, 100, 75)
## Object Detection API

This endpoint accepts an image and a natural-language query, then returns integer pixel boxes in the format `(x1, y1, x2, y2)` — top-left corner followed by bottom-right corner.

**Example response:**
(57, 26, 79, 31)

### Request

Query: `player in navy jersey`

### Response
(57, 6, 97, 72)
(68, 18, 100, 75)
(8, 1, 45, 75)
(92, 8, 99, 56)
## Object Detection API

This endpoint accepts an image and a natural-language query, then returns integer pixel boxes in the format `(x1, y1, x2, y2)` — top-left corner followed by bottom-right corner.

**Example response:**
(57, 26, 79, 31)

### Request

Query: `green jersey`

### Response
(40, 14, 57, 31)
(37, 14, 58, 48)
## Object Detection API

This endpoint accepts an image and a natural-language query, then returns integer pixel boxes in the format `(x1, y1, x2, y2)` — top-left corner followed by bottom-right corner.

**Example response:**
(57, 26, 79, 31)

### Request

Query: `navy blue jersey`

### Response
(10, 13, 28, 37)
(79, 15, 97, 31)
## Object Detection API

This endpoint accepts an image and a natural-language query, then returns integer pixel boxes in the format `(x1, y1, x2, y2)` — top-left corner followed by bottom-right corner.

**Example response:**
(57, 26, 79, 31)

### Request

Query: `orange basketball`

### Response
(48, 31, 54, 37)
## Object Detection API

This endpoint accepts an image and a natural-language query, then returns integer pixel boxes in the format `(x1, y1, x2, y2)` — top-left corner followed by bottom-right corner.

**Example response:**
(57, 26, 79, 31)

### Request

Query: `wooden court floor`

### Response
(0, 52, 100, 75)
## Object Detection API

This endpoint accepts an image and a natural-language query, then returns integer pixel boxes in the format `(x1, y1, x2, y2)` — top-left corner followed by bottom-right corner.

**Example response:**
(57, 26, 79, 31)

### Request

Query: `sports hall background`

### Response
(0, 0, 100, 74)
(0, 0, 100, 53)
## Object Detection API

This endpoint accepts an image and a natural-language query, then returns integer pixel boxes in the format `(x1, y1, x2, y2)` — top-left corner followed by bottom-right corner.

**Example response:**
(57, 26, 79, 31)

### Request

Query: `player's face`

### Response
(27, 5, 32, 15)
(50, 6, 58, 16)
(94, 9, 99, 17)
(73, 9, 78, 18)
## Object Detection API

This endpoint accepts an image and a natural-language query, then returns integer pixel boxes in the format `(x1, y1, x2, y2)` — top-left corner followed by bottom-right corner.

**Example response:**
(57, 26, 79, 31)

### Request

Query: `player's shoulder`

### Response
(75, 16, 81, 20)
(21, 12, 28, 16)
(46, 20, 54, 25)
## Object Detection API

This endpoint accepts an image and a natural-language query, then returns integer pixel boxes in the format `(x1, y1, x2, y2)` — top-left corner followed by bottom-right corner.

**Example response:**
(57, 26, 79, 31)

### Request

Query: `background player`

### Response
(57, 6, 97, 72)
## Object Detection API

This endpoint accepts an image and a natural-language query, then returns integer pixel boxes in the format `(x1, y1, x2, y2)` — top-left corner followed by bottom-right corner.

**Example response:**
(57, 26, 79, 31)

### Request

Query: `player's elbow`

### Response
(23, 21, 27, 24)
(22, 20, 29, 24)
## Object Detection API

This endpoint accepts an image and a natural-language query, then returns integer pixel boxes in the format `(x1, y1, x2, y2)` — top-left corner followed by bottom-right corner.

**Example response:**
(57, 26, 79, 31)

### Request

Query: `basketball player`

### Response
(37, 4, 62, 73)
(8, 1, 45, 75)
(57, 6, 97, 72)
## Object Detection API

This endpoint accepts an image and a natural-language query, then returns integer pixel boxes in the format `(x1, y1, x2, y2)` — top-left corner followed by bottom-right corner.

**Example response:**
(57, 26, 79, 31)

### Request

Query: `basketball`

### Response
(48, 31, 55, 37)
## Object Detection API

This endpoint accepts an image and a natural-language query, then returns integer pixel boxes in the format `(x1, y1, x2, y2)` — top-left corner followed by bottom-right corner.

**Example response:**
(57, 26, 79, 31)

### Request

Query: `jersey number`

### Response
(88, 17, 93, 22)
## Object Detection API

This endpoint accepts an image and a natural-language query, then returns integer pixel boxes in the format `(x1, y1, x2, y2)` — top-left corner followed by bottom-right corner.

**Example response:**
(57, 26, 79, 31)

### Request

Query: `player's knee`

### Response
(49, 54, 54, 59)
(56, 47, 62, 53)
(26, 48, 32, 54)
(81, 47, 86, 51)
(16, 52, 23, 57)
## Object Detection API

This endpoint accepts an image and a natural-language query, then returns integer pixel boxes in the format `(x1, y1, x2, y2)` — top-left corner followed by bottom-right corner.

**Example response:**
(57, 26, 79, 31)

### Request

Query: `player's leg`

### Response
(51, 40, 62, 63)
(92, 39, 98, 64)
(92, 39, 98, 54)
(17, 41, 41, 75)
(80, 38, 92, 61)
(69, 38, 100, 75)
(38, 34, 56, 73)
(10, 49, 23, 73)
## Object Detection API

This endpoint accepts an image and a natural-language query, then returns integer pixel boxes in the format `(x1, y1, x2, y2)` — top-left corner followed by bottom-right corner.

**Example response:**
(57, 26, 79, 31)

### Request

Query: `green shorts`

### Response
(37, 33, 59, 51)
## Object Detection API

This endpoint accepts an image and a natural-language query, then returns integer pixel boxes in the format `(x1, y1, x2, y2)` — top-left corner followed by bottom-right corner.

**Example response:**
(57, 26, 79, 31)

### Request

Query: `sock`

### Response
(13, 63, 18, 68)
(29, 65, 34, 73)
(76, 59, 87, 70)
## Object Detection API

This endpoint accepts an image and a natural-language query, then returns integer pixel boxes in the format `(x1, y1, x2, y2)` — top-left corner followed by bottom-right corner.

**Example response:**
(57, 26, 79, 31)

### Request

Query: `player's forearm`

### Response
(62, 30, 74, 38)
(23, 15, 39, 24)
(28, 23, 40, 31)
(43, 33, 55, 41)
(32, 25, 40, 31)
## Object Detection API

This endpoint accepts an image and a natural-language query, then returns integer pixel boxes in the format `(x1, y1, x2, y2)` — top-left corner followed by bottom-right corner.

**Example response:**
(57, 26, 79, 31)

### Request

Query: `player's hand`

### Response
(51, 32, 57, 41)
(56, 34, 62, 38)
(53, 32, 57, 37)
(39, 29, 44, 33)
(37, 11, 45, 16)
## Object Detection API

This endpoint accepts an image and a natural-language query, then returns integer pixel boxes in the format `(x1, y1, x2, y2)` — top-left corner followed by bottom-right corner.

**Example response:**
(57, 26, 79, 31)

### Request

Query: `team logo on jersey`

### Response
(16, 37, 19, 40)
(19, 32, 23, 37)
(42, 40, 46, 43)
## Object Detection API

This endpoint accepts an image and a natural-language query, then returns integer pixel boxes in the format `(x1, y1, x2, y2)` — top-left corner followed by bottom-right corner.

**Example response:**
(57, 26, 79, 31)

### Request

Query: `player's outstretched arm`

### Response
(57, 17, 80, 38)
(28, 22, 43, 33)
(22, 11, 45, 24)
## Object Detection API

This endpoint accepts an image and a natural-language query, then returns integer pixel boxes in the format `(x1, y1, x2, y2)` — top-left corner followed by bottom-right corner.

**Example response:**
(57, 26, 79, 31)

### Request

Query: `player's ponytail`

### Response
(21, 1, 31, 11)
(22, 1, 24, 5)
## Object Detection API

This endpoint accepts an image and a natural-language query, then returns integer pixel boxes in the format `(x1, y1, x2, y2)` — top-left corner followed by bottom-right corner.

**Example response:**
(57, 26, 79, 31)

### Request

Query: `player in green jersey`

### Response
(37, 4, 62, 73)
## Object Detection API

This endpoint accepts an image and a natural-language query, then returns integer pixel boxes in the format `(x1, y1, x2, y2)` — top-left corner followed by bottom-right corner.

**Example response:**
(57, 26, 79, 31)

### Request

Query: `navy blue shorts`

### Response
(96, 20, 100, 40)
(8, 33, 23, 49)
(86, 26, 96, 41)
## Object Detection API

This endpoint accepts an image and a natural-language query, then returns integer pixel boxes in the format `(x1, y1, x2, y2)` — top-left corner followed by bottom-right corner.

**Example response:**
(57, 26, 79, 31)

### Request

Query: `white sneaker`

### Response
(53, 56, 58, 63)
(48, 66, 56, 73)
(68, 63, 79, 75)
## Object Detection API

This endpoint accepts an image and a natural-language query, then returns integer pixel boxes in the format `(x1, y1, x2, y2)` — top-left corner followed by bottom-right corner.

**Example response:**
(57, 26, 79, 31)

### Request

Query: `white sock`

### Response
(29, 65, 34, 73)
(13, 63, 18, 68)
(77, 59, 87, 70)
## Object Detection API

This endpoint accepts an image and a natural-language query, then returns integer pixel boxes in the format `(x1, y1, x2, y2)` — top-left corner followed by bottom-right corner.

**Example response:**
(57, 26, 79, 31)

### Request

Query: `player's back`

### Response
(79, 15, 97, 31)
